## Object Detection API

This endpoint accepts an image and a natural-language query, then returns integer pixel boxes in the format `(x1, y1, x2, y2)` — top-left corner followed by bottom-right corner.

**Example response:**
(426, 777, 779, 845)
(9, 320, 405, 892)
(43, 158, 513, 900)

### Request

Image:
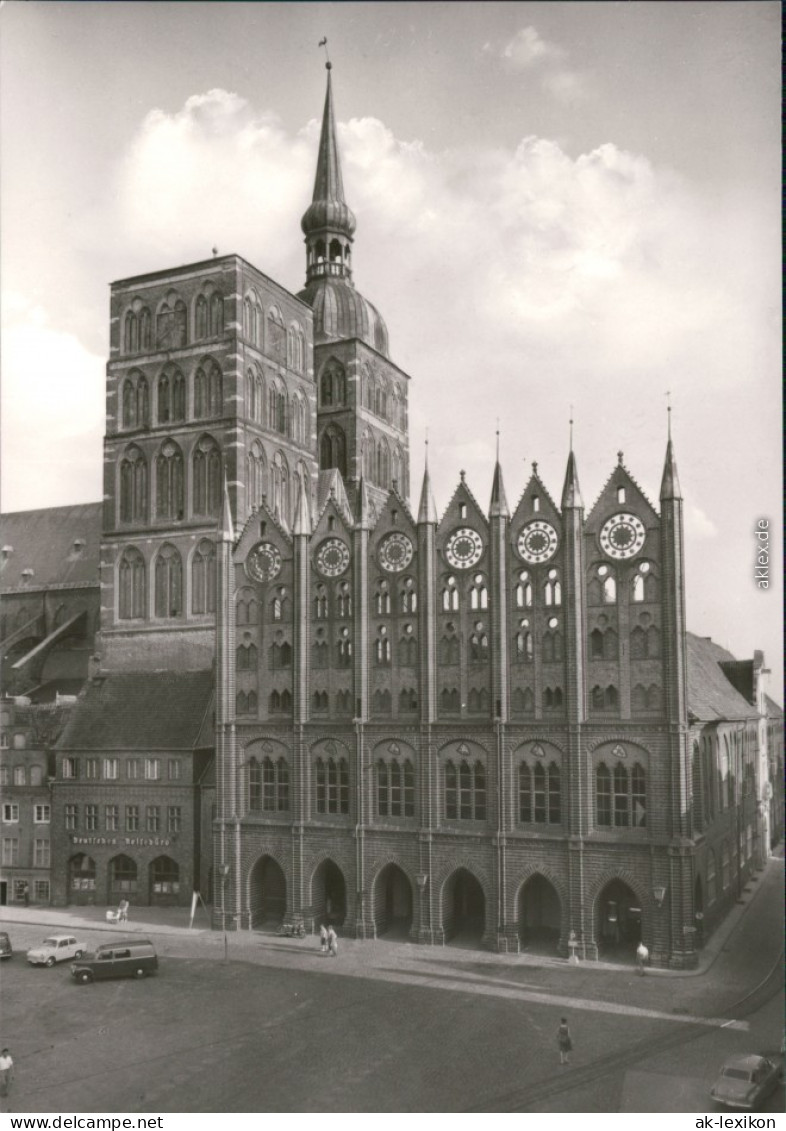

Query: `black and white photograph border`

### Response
(0, 0, 782, 1121)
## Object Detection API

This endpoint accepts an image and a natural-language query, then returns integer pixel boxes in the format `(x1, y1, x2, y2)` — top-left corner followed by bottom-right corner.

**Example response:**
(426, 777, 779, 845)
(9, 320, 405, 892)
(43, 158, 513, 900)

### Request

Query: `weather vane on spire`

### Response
(319, 37, 331, 68)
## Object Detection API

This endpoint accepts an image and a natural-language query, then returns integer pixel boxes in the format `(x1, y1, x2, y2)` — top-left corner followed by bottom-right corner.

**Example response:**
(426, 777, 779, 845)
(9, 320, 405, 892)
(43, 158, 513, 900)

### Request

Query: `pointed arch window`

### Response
(292, 394, 307, 445)
(119, 445, 148, 523)
(596, 763, 611, 826)
(157, 366, 185, 425)
(195, 295, 208, 340)
(377, 438, 390, 488)
(336, 635, 352, 667)
(271, 451, 290, 524)
(209, 293, 224, 337)
(194, 360, 222, 419)
(469, 631, 489, 663)
(544, 570, 562, 606)
(320, 425, 347, 477)
(374, 632, 391, 665)
(363, 431, 375, 481)
(118, 547, 146, 620)
(315, 756, 349, 814)
(543, 686, 563, 711)
(248, 756, 289, 813)
(266, 307, 286, 364)
(155, 440, 184, 520)
(444, 759, 486, 821)
(269, 689, 292, 715)
(467, 687, 489, 714)
(191, 539, 216, 614)
(192, 437, 222, 517)
(154, 544, 182, 618)
(376, 756, 415, 817)
(399, 578, 417, 612)
(237, 641, 258, 670)
(125, 310, 139, 354)
(398, 636, 417, 667)
(247, 441, 267, 513)
(469, 576, 489, 610)
(441, 576, 459, 611)
(336, 581, 352, 617)
(321, 360, 347, 407)
(440, 688, 460, 713)
(121, 372, 149, 430)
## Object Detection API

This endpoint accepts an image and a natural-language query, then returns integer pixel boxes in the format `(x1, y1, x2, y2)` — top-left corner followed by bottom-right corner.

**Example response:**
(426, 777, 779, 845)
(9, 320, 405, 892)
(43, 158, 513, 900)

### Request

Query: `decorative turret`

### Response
(561, 449, 583, 511)
(417, 464, 438, 525)
(489, 457, 510, 519)
(660, 437, 682, 501)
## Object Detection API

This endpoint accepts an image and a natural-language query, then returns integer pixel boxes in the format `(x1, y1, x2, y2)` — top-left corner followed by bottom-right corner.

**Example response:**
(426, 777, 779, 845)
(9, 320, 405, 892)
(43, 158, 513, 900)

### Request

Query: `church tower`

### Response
(298, 64, 411, 517)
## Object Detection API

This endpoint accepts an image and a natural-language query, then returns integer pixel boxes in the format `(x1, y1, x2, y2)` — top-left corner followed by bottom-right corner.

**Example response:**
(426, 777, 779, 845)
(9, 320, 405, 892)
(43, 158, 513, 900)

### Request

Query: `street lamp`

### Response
(415, 873, 428, 941)
(219, 863, 230, 963)
(652, 884, 667, 909)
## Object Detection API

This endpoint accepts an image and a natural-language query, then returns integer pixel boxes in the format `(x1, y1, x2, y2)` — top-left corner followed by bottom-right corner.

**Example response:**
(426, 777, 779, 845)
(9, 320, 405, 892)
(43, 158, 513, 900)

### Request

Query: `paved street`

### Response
(0, 855, 782, 1113)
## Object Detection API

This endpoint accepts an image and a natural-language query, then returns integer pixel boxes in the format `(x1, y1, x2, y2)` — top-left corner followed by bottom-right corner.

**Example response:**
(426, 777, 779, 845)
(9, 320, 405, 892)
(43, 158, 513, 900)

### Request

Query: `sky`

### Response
(1, 1, 782, 693)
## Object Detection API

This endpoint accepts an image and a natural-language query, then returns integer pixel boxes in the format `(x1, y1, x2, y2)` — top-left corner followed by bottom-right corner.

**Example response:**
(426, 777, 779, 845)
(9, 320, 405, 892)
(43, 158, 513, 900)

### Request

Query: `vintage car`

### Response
(710, 1055, 782, 1110)
(27, 934, 86, 967)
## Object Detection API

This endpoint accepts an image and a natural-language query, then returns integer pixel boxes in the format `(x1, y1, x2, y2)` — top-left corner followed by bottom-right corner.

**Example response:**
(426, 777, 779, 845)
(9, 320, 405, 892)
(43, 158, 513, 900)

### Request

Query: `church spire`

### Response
(561, 450, 583, 510)
(219, 473, 234, 543)
(489, 429, 509, 518)
(417, 464, 438, 525)
(293, 470, 312, 536)
(660, 437, 682, 501)
(301, 63, 357, 285)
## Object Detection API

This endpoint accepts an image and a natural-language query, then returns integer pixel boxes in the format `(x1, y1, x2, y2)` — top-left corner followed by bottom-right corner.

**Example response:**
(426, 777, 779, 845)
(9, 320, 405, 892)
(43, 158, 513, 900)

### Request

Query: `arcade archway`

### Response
(518, 874, 561, 954)
(249, 855, 286, 927)
(443, 868, 485, 945)
(372, 864, 413, 939)
(597, 878, 642, 959)
(311, 859, 347, 927)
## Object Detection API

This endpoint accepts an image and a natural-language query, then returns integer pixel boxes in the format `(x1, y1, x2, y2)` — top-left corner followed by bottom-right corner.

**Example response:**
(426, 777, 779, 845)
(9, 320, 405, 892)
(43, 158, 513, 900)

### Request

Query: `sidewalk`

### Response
(1, 852, 780, 984)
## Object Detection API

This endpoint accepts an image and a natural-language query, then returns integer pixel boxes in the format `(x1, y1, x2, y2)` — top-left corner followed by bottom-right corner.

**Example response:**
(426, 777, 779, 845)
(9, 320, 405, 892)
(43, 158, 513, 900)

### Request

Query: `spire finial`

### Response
(319, 37, 331, 67)
(617, 450, 624, 466)
(666, 389, 672, 440)
(569, 404, 574, 452)
(495, 419, 500, 463)
(532, 460, 538, 475)
(424, 428, 429, 470)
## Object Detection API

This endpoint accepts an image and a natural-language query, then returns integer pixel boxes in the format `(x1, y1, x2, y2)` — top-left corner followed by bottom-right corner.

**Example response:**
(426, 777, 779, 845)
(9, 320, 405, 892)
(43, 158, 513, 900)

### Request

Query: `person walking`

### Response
(636, 940, 649, 975)
(319, 924, 328, 954)
(327, 925, 338, 957)
(557, 1018, 572, 1065)
(0, 1048, 14, 1100)
(118, 898, 129, 924)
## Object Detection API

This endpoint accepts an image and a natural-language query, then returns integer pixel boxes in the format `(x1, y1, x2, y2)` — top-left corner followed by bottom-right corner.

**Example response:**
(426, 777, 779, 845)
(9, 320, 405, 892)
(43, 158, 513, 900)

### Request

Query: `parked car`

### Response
(27, 934, 86, 967)
(71, 938, 158, 984)
(710, 1055, 782, 1109)
(0, 932, 12, 959)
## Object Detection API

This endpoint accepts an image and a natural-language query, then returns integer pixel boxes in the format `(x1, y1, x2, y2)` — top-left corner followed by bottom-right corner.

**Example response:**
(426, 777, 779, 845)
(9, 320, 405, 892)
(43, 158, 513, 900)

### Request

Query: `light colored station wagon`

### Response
(27, 934, 86, 967)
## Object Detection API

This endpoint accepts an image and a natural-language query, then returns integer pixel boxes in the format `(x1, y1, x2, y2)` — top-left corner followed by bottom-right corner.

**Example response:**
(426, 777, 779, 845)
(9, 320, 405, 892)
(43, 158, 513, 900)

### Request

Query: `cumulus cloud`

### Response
(502, 26, 565, 68)
(496, 25, 587, 104)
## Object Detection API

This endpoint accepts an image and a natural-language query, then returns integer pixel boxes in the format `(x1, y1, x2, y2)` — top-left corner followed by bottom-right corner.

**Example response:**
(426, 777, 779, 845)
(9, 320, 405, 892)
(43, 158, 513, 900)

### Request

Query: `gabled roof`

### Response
(686, 633, 759, 722)
(0, 503, 102, 590)
(317, 468, 354, 527)
(57, 670, 214, 750)
(764, 694, 783, 719)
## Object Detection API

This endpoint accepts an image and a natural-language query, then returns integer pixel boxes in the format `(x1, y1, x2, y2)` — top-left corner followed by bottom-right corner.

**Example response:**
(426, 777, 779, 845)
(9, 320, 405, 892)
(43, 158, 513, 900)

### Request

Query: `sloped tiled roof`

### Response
(686, 633, 758, 722)
(0, 503, 102, 590)
(58, 670, 214, 750)
(765, 694, 783, 719)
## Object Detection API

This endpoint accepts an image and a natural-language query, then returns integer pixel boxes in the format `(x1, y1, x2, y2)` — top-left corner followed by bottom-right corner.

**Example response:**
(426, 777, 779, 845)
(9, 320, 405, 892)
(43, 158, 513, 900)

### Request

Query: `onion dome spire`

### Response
(301, 63, 357, 285)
